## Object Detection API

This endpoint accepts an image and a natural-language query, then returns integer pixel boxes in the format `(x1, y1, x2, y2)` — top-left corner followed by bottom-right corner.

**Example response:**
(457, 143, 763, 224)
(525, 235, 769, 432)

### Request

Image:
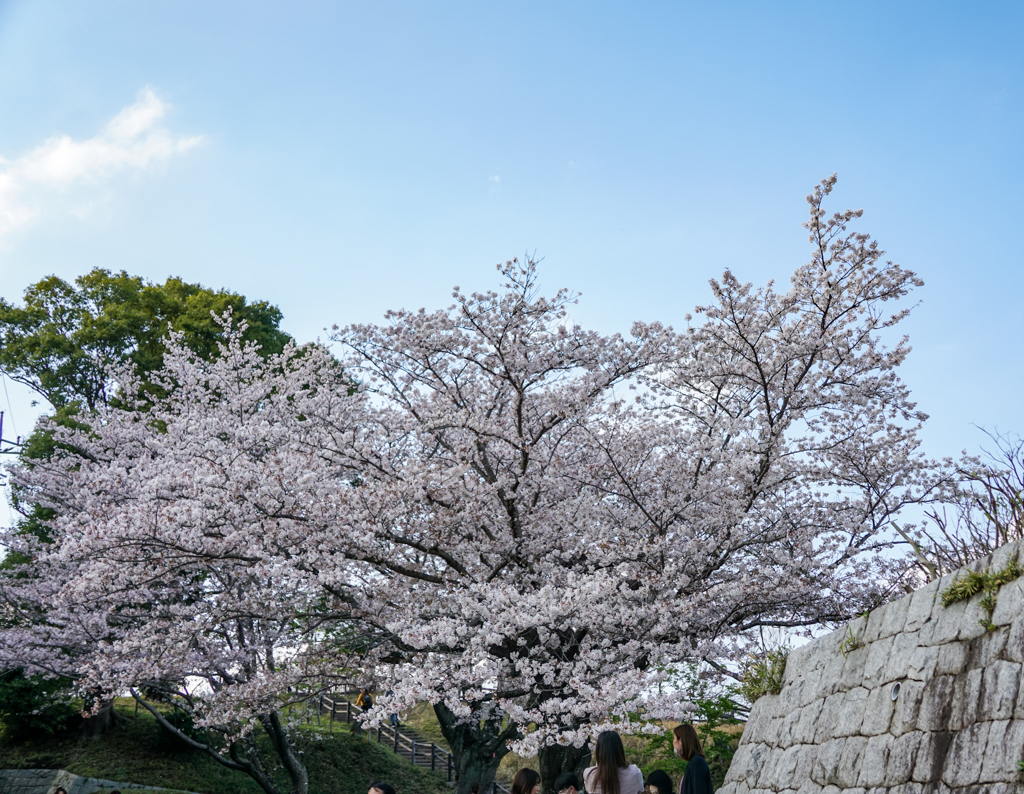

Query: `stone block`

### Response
(904, 578, 940, 633)
(890, 679, 925, 736)
(794, 699, 824, 744)
(917, 674, 955, 731)
(816, 646, 848, 698)
(1006, 616, 1024, 663)
(756, 746, 786, 789)
(950, 667, 983, 730)
(942, 719, 990, 787)
(834, 687, 869, 736)
(991, 576, 1024, 627)
(884, 631, 920, 682)
(912, 730, 954, 782)
(884, 731, 922, 786)
(926, 594, 968, 646)
(795, 781, 823, 794)
(989, 539, 1020, 574)
(863, 635, 896, 688)
(776, 744, 803, 789)
(860, 685, 895, 735)
(935, 641, 968, 676)
(970, 624, 1010, 668)
(906, 643, 938, 682)
(778, 705, 803, 749)
(840, 644, 871, 690)
(978, 718, 1024, 783)
(811, 738, 846, 786)
(835, 736, 868, 788)
(856, 733, 893, 787)
(814, 690, 845, 743)
(741, 701, 769, 744)
(980, 658, 1021, 720)
(793, 744, 817, 785)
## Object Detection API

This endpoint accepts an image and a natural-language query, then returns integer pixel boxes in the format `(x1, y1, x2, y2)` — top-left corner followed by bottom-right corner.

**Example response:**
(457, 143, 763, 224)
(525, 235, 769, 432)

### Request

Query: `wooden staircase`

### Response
(315, 692, 510, 792)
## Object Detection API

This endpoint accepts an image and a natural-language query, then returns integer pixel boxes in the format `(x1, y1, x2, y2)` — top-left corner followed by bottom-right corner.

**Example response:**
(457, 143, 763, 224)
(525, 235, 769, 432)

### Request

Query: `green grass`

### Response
(0, 703, 450, 794)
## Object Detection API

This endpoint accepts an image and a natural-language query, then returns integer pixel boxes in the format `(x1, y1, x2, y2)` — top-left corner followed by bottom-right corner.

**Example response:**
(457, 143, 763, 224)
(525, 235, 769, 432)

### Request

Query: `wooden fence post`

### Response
(411, 739, 416, 767)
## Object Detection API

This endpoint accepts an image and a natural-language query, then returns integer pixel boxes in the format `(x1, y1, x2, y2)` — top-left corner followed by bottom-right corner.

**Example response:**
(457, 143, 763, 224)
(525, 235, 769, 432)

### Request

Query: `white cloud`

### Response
(488, 175, 500, 182)
(0, 88, 205, 237)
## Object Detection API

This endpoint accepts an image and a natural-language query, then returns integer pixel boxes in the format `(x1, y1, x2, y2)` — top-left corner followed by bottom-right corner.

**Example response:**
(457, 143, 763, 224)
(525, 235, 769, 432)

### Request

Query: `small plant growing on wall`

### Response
(839, 625, 865, 658)
(739, 648, 788, 703)
(941, 558, 1021, 631)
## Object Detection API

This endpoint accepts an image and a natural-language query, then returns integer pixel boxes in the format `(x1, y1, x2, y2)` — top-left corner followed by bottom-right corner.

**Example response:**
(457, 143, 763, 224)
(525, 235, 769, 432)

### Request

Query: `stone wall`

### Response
(719, 540, 1024, 794)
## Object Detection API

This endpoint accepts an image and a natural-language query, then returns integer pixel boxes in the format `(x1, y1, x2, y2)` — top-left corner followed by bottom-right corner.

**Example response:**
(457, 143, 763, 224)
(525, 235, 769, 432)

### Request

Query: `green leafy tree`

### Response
(0, 268, 290, 413)
(0, 268, 291, 737)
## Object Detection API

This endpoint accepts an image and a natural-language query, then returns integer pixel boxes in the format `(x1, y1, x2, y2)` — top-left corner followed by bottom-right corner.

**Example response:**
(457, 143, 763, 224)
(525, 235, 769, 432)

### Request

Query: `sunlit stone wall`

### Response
(719, 541, 1024, 794)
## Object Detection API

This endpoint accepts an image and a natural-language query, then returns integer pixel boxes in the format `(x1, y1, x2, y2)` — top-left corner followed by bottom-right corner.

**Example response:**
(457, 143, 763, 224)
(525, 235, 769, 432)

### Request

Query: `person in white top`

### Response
(582, 730, 644, 794)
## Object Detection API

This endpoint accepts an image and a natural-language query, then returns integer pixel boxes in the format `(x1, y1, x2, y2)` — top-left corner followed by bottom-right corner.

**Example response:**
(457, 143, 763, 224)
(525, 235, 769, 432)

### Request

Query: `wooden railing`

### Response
(314, 692, 510, 793)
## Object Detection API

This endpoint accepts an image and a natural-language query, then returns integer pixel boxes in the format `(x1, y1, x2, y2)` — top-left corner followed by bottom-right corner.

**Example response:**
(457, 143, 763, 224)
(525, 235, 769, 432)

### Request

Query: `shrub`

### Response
(739, 648, 788, 704)
(0, 669, 78, 741)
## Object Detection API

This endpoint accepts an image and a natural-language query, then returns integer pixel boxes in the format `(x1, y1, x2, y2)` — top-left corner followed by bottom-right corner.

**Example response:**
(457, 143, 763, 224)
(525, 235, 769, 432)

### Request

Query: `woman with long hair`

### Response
(511, 768, 541, 794)
(673, 724, 713, 794)
(582, 730, 644, 794)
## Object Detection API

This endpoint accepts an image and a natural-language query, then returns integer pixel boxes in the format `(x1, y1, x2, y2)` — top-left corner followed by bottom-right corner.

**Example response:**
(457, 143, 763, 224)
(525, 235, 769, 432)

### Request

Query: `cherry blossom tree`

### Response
(319, 176, 935, 789)
(0, 325, 368, 794)
(1, 177, 938, 794)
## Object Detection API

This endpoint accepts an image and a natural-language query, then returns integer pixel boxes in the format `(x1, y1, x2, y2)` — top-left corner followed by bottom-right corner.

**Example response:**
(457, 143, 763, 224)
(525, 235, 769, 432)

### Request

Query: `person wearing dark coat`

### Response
(673, 724, 714, 794)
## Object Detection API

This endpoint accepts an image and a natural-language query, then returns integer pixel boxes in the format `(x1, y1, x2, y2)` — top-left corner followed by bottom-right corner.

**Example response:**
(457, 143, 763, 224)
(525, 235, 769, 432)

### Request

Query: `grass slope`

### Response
(0, 705, 449, 794)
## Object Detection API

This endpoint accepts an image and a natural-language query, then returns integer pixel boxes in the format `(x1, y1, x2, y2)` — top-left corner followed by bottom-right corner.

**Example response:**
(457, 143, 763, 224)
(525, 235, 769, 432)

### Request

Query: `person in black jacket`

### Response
(673, 724, 713, 794)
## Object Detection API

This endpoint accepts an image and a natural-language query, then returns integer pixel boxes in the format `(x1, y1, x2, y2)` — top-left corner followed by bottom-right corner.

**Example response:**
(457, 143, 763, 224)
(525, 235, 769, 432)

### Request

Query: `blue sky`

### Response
(1, 1, 1022, 496)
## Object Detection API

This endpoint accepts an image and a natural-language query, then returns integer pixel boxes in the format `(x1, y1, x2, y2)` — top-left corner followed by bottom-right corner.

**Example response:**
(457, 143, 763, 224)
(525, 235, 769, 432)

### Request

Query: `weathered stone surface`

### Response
(810, 738, 846, 786)
(904, 579, 940, 633)
(934, 641, 968, 676)
(949, 667, 983, 730)
(904, 644, 938, 682)
(859, 686, 895, 736)
(883, 731, 921, 786)
(1006, 615, 1024, 663)
(794, 700, 824, 744)
(912, 730, 954, 783)
(814, 690, 845, 743)
(890, 679, 924, 736)
(840, 645, 870, 690)
(835, 736, 868, 788)
(917, 674, 955, 731)
(991, 577, 1024, 627)
(720, 543, 1024, 794)
(863, 635, 896, 688)
(941, 720, 990, 787)
(979, 658, 1020, 720)
(833, 687, 868, 736)
(857, 734, 893, 787)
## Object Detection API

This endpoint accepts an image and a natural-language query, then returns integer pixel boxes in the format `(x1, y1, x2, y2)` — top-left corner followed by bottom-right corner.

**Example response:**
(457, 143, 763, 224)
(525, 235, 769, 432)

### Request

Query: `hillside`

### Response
(0, 704, 449, 794)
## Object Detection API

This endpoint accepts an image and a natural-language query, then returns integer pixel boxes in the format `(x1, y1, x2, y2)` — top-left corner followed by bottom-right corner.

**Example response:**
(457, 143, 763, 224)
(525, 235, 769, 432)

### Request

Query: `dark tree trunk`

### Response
(538, 742, 591, 794)
(79, 697, 125, 738)
(434, 702, 519, 794)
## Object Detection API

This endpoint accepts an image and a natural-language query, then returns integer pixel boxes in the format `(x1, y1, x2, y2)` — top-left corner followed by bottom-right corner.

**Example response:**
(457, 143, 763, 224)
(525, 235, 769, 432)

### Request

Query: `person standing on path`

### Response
(673, 724, 713, 794)
(583, 730, 644, 794)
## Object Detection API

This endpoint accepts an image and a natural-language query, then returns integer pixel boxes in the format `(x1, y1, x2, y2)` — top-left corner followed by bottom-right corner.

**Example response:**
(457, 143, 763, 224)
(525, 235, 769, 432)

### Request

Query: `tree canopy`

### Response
(0, 268, 290, 412)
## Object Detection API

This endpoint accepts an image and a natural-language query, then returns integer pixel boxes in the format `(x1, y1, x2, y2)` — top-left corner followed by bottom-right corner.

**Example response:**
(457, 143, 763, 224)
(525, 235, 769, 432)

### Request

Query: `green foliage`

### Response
(941, 559, 1022, 631)
(739, 648, 788, 704)
(639, 666, 743, 789)
(839, 625, 865, 658)
(0, 268, 290, 413)
(0, 669, 78, 741)
(0, 701, 449, 794)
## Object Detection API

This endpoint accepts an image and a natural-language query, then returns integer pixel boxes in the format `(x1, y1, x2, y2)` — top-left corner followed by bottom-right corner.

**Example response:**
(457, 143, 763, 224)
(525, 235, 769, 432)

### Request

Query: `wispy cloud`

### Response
(0, 88, 204, 237)
(488, 175, 500, 183)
